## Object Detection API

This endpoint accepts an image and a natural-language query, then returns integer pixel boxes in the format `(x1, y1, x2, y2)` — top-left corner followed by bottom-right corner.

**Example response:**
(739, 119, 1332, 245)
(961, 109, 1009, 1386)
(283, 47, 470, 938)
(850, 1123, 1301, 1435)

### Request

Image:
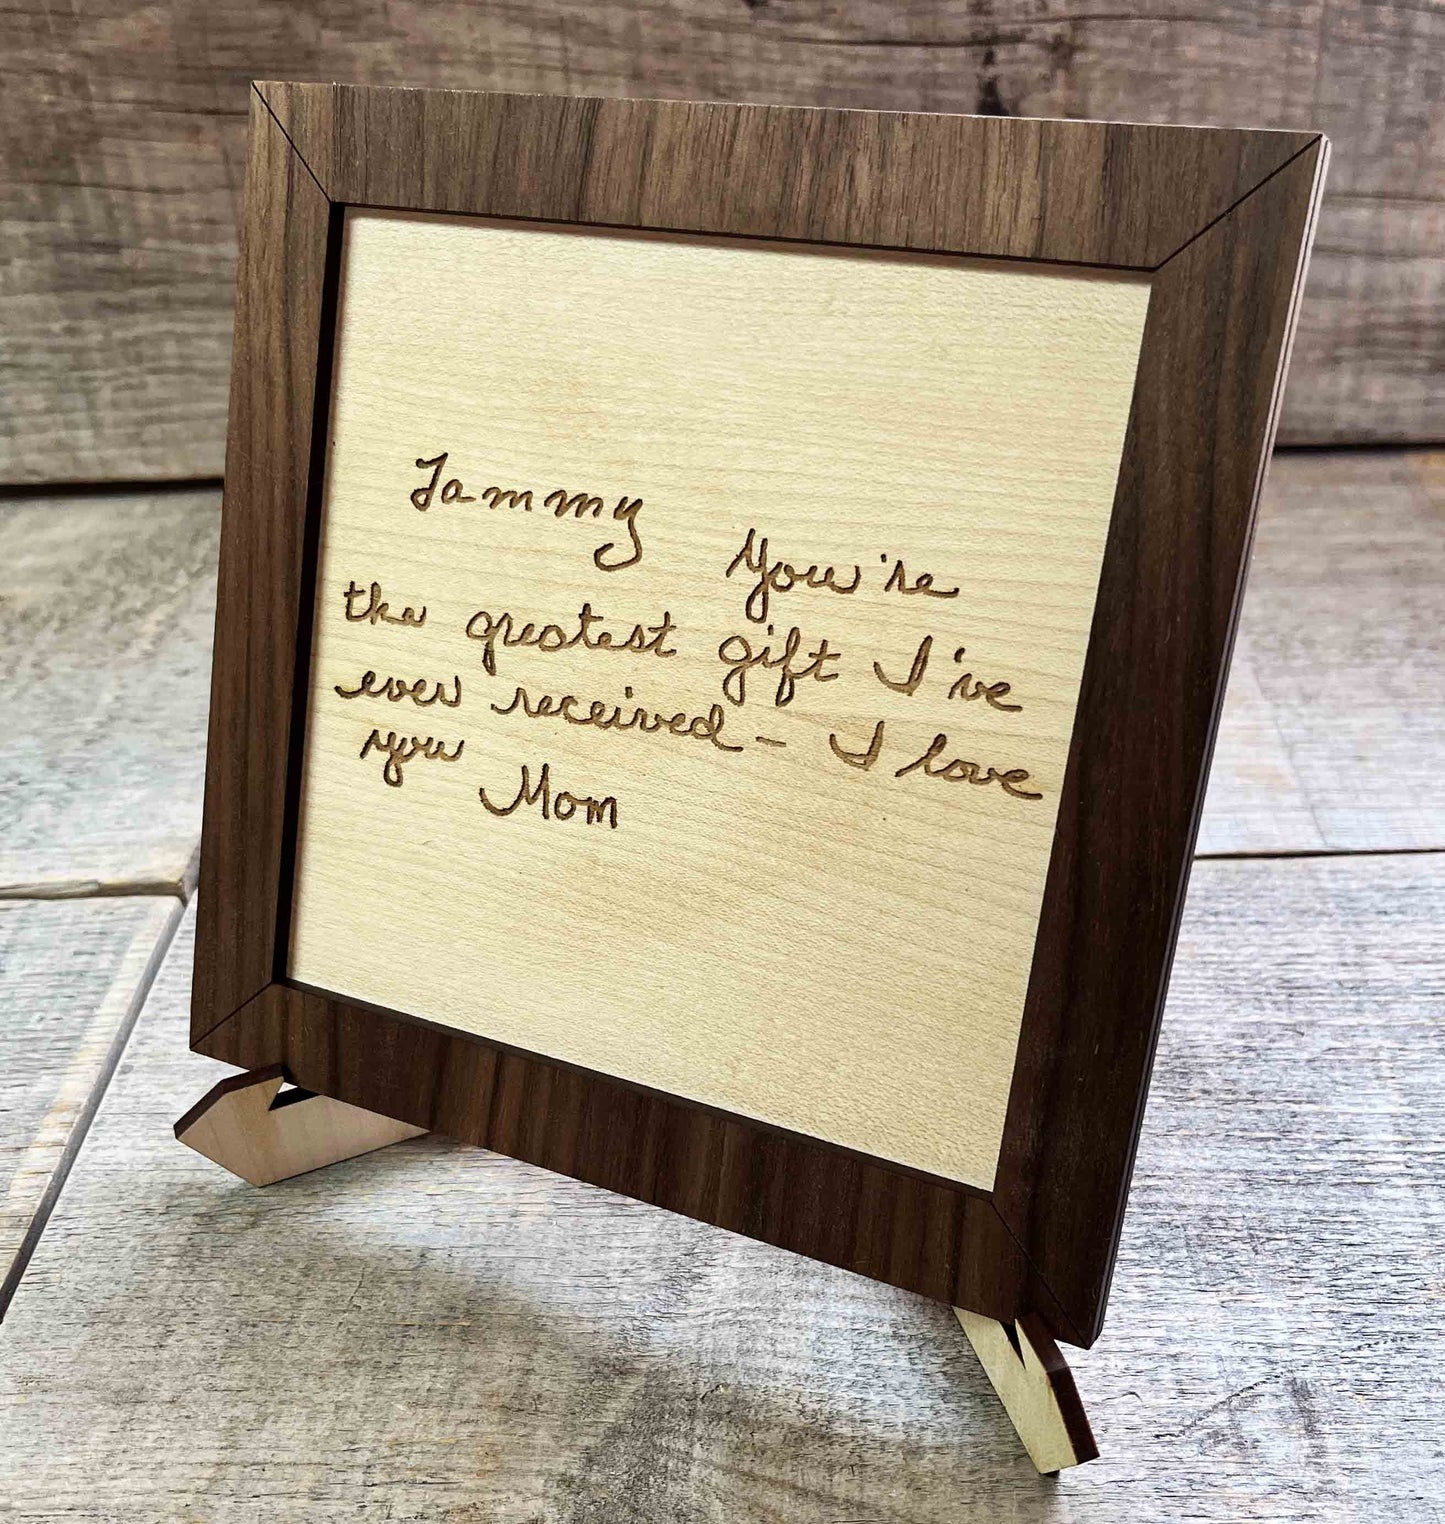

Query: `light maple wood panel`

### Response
(2, 857, 1441, 1516)
(1198, 450, 1445, 854)
(0, 486, 219, 895)
(0, 1, 1438, 485)
(0, 895, 180, 1298)
(290, 211, 1150, 1190)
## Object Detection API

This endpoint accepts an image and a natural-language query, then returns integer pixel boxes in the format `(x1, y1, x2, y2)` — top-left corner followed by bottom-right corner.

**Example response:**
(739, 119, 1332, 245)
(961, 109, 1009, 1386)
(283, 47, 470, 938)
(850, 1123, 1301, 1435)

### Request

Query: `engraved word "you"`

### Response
(358, 728, 465, 788)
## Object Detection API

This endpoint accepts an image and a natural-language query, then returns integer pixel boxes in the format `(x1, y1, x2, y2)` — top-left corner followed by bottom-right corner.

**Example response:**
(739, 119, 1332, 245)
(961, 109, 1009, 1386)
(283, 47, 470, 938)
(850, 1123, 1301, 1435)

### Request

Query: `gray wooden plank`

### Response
(1199, 450, 1445, 854)
(0, 486, 219, 894)
(2, 857, 1440, 1519)
(0, 895, 179, 1294)
(0, 1, 1438, 485)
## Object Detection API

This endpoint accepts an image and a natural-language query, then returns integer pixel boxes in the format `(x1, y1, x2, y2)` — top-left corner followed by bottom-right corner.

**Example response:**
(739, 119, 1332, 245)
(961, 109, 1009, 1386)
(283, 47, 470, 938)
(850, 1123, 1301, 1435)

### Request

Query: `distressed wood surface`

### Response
(0, 896, 180, 1300)
(1, 1, 1438, 486)
(2, 855, 1441, 1518)
(0, 487, 218, 896)
(1198, 450, 1445, 854)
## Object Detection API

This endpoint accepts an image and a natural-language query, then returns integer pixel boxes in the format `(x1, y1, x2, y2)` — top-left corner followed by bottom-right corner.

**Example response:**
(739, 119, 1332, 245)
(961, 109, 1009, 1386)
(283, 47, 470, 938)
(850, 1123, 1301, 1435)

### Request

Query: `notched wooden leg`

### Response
(175, 1063, 427, 1187)
(955, 1307, 1099, 1473)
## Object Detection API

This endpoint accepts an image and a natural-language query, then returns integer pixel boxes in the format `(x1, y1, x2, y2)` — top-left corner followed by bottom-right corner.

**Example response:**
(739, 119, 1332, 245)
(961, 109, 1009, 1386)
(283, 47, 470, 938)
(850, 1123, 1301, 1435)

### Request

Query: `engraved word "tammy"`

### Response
(410, 453, 644, 571)
(358, 728, 465, 788)
(479, 762, 618, 829)
(464, 602, 677, 678)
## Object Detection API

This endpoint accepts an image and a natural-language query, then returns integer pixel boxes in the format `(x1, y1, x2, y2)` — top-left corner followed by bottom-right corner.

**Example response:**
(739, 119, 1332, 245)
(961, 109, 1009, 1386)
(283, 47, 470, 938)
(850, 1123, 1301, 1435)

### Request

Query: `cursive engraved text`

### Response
(336, 670, 461, 707)
(479, 762, 618, 828)
(358, 728, 465, 787)
(465, 602, 677, 678)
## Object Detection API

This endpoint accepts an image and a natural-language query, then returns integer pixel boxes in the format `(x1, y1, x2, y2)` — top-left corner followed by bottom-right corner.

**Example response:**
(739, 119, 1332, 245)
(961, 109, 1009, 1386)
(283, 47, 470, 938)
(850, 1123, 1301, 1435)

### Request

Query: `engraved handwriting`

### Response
(409, 453, 645, 570)
(479, 762, 618, 829)
(344, 580, 427, 628)
(828, 720, 886, 771)
(725, 527, 862, 624)
(464, 602, 677, 678)
(358, 728, 465, 787)
(894, 732, 1041, 799)
(543, 489, 644, 572)
(873, 634, 932, 695)
(717, 625, 841, 707)
(948, 646, 1023, 710)
(335, 670, 461, 707)
(490, 683, 743, 754)
(881, 554, 960, 599)
(411, 453, 477, 508)
(337, 486, 1051, 819)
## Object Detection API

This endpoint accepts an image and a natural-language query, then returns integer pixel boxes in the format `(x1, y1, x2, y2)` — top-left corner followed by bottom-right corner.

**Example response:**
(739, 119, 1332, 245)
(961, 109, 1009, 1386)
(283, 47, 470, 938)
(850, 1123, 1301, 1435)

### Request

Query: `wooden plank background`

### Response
(4, 854, 1442, 1518)
(0, 896, 181, 1302)
(0, 488, 217, 897)
(1, 9, 1440, 1504)
(1, 1, 1440, 485)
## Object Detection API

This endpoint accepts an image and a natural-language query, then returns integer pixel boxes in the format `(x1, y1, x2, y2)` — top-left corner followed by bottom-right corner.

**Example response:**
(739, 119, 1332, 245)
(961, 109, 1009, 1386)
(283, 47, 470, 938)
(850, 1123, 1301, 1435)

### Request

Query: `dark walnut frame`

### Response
(194, 81, 1326, 1351)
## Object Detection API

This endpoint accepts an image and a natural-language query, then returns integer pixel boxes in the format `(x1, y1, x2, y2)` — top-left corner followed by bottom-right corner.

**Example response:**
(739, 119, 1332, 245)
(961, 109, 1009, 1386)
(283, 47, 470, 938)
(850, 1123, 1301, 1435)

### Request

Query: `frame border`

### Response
(195, 82, 1327, 1347)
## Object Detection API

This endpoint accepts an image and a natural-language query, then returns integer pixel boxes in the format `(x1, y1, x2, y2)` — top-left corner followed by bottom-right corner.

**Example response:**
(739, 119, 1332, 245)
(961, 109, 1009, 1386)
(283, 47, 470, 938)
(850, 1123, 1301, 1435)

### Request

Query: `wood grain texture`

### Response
(0, 896, 179, 1296)
(195, 84, 1323, 1344)
(955, 1307, 1098, 1472)
(192, 94, 333, 1031)
(0, 0, 1432, 486)
(0, 487, 219, 896)
(261, 80, 1308, 267)
(200, 980, 1059, 1333)
(5, 855, 1443, 1517)
(175, 1066, 425, 1187)
(995, 136, 1326, 1342)
(1199, 449, 1445, 854)
(289, 209, 1150, 1192)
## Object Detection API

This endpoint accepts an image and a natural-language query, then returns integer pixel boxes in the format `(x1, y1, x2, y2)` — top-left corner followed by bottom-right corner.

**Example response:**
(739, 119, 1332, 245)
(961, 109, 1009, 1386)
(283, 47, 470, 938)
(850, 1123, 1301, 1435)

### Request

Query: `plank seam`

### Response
(0, 895, 187, 1321)
(0, 880, 193, 901)
(0, 477, 222, 502)
(1197, 846, 1445, 863)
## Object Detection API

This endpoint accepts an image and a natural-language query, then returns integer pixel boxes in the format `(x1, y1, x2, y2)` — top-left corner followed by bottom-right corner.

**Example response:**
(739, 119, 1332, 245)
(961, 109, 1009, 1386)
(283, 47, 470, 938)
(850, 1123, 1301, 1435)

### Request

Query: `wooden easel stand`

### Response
(176, 1068, 1097, 1473)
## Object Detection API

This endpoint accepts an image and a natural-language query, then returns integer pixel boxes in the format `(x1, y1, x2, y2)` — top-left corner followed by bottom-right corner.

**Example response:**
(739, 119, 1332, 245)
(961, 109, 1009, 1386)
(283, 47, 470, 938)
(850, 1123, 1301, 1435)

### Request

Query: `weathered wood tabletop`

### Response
(1, 450, 1442, 1518)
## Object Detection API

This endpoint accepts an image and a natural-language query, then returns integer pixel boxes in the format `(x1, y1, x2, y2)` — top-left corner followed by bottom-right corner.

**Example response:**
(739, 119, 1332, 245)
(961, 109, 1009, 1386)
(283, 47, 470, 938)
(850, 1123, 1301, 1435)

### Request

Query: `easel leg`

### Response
(175, 1064, 426, 1187)
(955, 1307, 1099, 1472)
(178, 1071, 1097, 1470)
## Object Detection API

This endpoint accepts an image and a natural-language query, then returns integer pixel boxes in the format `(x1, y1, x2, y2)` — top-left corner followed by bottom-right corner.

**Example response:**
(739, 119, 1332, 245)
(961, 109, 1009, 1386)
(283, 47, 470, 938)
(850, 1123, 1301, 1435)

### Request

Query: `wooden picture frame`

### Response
(192, 82, 1325, 1378)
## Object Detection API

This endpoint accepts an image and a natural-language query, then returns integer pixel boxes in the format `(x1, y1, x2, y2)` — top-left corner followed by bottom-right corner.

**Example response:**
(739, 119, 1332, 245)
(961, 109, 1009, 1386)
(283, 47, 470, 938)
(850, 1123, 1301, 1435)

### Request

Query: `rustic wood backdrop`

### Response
(2, 0, 1440, 485)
